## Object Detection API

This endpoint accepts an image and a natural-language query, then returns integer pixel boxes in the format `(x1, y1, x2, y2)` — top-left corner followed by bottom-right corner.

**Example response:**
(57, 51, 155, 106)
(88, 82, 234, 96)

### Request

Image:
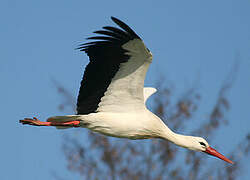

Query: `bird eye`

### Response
(199, 142, 206, 147)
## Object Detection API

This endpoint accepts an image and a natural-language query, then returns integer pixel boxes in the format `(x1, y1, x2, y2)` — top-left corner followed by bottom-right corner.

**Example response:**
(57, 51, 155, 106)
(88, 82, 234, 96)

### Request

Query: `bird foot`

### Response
(19, 117, 81, 127)
(19, 117, 48, 126)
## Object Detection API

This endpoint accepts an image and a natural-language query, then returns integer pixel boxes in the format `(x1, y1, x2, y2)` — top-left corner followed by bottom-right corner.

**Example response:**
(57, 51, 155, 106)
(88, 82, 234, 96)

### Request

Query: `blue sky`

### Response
(1, 0, 250, 179)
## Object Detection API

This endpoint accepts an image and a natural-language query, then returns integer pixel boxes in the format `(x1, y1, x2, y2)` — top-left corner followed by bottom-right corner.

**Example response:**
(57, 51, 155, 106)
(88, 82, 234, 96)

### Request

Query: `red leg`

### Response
(19, 117, 81, 127)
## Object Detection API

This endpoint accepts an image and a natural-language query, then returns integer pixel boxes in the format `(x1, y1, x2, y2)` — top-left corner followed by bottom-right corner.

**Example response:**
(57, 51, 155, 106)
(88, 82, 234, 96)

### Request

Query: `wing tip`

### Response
(110, 16, 141, 40)
(77, 17, 141, 52)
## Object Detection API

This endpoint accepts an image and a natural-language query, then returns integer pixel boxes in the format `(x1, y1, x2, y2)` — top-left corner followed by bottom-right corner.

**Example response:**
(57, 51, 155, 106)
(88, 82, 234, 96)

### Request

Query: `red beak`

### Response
(205, 146, 234, 164)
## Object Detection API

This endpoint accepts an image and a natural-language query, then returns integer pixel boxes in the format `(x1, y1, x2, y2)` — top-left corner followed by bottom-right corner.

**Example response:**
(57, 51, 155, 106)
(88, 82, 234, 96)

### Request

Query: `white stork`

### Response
(20, 17, 233, 164)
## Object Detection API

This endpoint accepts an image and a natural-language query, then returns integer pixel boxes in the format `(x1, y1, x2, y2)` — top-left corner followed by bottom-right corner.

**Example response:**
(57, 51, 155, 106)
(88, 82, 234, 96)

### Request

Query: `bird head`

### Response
(185, 136, 233, 164)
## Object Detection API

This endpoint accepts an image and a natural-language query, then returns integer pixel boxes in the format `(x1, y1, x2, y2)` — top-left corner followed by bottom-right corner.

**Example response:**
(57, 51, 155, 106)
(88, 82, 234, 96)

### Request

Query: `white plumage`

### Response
(143, 87, 157, 104)
(20, 17, 233, 164)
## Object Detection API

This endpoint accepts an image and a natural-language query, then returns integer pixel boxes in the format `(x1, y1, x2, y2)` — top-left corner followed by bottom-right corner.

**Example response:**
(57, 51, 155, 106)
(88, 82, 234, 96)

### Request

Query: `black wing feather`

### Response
(110, 17, 140, 39)
(76, 17, 141, 114)
(93, 30, 125, 39)
(86, 36, 120, 41)
(103, 26, 131, 40)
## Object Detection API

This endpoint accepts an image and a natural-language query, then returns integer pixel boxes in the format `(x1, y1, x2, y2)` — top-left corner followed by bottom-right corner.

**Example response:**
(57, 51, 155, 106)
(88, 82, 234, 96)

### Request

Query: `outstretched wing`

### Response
(77, 17, 152, 114)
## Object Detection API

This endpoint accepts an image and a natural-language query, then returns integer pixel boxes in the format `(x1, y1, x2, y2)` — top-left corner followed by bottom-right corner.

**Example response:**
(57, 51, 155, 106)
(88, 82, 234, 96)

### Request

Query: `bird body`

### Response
(20, 17, 233, 164)
(77, 110, 162, 139)
(47, 110, 208, 152)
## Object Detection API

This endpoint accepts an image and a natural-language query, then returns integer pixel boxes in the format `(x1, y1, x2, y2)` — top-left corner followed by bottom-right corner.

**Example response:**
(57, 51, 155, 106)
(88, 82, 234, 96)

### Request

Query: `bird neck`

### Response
(159, 122, 192, 149)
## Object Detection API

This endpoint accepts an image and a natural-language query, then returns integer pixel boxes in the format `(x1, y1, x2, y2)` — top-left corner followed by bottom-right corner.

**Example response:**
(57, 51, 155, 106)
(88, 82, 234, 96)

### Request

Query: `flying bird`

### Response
(20, 17, 233, 164)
